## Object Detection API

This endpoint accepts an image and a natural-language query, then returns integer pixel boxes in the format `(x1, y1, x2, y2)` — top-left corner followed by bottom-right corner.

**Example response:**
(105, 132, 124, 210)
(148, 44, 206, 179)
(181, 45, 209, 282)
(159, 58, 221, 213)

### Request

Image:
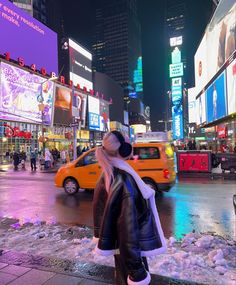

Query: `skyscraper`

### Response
(92, 0, 142, 98)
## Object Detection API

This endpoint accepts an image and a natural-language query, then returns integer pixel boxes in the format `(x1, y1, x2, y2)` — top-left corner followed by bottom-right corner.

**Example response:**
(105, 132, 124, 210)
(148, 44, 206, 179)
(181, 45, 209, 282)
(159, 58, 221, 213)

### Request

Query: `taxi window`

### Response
(84, 151, 97, 165)
(133, 147, 160, 160)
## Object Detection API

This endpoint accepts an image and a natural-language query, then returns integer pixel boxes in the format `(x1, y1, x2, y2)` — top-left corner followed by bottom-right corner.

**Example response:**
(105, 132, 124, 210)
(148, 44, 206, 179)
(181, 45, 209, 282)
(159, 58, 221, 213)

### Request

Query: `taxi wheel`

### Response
(64, 178, 79, 195)
(142, 178, 158, 192)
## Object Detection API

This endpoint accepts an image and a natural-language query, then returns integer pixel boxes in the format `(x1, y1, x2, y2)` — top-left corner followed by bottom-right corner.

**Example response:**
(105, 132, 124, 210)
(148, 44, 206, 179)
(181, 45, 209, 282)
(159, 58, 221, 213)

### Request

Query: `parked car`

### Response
(54, 142, 176, 195)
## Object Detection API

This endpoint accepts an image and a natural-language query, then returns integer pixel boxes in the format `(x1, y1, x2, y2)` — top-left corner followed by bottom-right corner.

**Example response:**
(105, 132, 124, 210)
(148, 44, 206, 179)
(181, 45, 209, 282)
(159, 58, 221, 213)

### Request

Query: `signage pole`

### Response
(73, 120, 77, 161)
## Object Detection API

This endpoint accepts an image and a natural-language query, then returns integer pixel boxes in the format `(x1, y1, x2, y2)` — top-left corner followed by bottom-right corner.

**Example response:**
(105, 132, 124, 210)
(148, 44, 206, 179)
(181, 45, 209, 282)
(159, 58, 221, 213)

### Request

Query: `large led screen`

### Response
(227, 58, 236, 115)
(206, 1, 236, 82)
(88, 96, 100, 130)
(100, 100, 110, 132)
(188, 87, 197, 124)
(196, 92, 206, 125)
(54, 85, 72, 125)
(0, 62, 54, 125)
(73, 91, 87, 128)
(172, 105, 184, 140)
(0, 0, 58, 73)
(69, 39, 93, 91)
(206, 71, 227, 123)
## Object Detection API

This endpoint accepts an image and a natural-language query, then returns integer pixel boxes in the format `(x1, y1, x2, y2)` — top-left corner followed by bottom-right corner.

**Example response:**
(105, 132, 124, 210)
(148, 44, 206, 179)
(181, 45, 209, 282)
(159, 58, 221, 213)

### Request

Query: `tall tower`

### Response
(92, 0, 143, 99)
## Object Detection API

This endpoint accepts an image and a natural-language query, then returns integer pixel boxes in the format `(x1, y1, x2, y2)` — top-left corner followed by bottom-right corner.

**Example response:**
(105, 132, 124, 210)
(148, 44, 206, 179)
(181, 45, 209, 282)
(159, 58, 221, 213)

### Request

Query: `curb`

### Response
(0, 250, 205, 285)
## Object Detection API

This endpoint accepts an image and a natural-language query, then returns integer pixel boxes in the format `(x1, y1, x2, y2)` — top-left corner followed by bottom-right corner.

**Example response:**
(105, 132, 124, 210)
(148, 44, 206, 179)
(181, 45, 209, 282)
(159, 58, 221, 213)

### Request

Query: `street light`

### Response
(38, 76, 58, 156)
(158, 119, 172, 132)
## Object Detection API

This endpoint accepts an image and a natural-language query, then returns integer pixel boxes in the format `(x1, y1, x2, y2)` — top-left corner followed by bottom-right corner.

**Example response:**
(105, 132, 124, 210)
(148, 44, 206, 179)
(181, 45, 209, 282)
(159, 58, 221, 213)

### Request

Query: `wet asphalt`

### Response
(0, 169, 235, 239)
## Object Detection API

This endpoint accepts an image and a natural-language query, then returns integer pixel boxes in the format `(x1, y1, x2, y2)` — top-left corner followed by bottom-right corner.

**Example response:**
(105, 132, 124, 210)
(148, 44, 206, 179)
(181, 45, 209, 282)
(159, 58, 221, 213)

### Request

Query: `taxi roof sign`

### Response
(135, 132, 168, 142)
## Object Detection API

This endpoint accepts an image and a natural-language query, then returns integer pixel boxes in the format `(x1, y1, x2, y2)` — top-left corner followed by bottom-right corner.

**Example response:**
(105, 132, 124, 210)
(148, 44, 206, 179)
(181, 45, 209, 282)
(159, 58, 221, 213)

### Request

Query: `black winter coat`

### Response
(93, 168, 164, 282)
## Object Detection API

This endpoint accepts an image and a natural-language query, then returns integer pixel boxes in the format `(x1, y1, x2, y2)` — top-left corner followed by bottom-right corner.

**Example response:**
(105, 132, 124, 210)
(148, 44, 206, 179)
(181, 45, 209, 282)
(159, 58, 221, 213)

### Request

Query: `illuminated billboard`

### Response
(88, 96, 100, 130)
(172, 105, 184, 140)
(69, 39, 93, 91)
(170, 36, 183, 47)
(206, 71, 227, 123)
(133, 56, 143, 93)
(188, 87, 197, 124)
(99, 100, 110, 132)
(0, 0, 58, 73)
(73, 91, 87, 128)
(196, 92, 206, 125)
(171, 47, 181, 64)
(169, 62, 183, 78)
(171, 77, 182, 104)
(0, 62, 54, 125)
(226, 58, 236, 115)
(54, 85, 72, 125)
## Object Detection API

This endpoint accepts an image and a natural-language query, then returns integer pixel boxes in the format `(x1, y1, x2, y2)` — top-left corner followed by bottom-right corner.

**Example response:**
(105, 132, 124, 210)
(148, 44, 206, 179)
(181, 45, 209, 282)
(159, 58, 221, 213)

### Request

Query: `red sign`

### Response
(217, 126, 227, 138)
(4, 124, 32, 139)
(178, 152, 210, 172)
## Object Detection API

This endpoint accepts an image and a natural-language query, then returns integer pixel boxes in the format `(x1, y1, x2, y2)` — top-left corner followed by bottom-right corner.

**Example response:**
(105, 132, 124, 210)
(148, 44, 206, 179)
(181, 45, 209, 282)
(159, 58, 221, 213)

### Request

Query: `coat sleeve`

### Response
(117, 177, 148, 283)
(93, 175, 107, 238)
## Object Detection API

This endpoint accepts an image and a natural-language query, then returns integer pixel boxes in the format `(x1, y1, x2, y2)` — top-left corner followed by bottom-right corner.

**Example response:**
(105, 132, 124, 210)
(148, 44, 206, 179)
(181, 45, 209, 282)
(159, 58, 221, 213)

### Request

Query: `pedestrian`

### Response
(30, 149, 37, 171)
(93, 131, 166, 285)
(44, 148, 52, 169)
(13, 151, 20, 171)
(60, 149, 66, 164)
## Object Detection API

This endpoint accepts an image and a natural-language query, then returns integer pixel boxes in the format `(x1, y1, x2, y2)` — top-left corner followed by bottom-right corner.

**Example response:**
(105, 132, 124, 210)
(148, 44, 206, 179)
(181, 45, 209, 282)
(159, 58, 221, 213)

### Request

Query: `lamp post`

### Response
(38, 77, 58, 156)
(158, 119, 173, 132)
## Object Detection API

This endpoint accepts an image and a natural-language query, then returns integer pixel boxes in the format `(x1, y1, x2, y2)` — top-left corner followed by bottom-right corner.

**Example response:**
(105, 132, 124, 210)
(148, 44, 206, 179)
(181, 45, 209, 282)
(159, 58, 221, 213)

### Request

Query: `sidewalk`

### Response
(0, 250, 204, 285)
(0, 162, 60, 173)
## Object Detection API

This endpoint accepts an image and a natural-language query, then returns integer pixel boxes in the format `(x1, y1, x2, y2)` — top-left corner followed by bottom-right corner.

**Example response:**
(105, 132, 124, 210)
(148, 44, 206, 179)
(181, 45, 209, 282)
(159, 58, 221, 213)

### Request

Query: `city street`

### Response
(0, 170, 235, 240)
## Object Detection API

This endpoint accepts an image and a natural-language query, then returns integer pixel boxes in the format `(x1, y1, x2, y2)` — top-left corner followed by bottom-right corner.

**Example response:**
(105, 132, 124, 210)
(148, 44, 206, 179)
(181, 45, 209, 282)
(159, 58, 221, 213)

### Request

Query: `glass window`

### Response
(83, 151, 97, 166)
(133, 147, 160, 160)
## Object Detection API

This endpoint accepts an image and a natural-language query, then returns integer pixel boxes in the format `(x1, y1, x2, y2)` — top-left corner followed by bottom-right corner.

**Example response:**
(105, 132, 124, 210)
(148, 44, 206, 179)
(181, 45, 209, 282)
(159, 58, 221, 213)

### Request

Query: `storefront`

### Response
(0, 121, 39, 163)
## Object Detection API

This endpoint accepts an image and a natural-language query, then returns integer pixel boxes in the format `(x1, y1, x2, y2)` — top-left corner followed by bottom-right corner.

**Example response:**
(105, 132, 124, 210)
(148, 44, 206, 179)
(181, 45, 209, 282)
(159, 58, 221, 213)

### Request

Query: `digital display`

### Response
(170, 36, 183, 47)
(88, 96, 100, 130)
(73, 91, 87, 128)
(133, 56, 143, 93)
(171, 77, 182, 105)
(206, 71, 227, 123)
(0, 0, 58, 73)
(99, 100, 110, 132)
(226, 58, 236, 115)
(69, 39, 93, 91)
(169, 62, 184, 78)
(196, 92, 206, 125)
(53, 85, 72, 125)
(177, 152, 211, 172)
(172, 105, 184, 140)
(0, 62, 54, 125)
(188, 87, 197, 124)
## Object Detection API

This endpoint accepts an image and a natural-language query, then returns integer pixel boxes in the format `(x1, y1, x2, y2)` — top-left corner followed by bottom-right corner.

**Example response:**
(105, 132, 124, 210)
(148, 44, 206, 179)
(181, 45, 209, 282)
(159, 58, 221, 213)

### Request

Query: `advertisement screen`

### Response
(206, 1, 236, 82)
(206, 71, 227, 123)
(194, 34, 208, 94)
(69, 39, 93, 91)
(0, 0, 58, 73)
(73, 91, 87, 128)
(169, 62, 183, 78)
(99, 100, 110, 132)
(88, 96, 100, 130)
(54, 85, 72, 125)
(177, 152, 211, 172)
(188, 87, 197, 123)
(226, 58, 236, 115)
(0, 62, 54, 125)
(171, 77, 182, 105)
(196, 92, 206, 125)
(172, 105, 184, 140)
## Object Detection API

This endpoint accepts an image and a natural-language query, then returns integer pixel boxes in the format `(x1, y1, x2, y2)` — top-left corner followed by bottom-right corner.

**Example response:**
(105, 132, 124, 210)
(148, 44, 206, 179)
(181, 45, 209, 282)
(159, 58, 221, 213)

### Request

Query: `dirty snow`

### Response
(0, 218, 235, 285)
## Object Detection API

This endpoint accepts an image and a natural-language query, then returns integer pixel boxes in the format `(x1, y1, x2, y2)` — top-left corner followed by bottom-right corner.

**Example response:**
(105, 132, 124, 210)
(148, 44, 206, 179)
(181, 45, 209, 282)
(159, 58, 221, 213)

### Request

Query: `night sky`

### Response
(59, 0, 214, 130)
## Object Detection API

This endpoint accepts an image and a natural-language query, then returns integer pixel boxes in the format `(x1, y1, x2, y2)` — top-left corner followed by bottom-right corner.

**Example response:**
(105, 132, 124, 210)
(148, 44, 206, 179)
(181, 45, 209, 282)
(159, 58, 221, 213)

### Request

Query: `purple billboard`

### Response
(0, 62, 55, 125)
(0, 0, 58, 73)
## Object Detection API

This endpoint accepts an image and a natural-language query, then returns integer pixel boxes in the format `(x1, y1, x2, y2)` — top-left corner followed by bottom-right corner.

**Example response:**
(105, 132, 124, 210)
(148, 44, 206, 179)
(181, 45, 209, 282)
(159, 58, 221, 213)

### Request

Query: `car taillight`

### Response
(163, 169, 170, 179)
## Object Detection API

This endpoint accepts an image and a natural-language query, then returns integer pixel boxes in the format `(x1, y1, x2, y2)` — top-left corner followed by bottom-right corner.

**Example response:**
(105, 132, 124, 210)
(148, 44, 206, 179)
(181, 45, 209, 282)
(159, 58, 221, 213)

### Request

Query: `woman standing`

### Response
(93, 131, 166, 285)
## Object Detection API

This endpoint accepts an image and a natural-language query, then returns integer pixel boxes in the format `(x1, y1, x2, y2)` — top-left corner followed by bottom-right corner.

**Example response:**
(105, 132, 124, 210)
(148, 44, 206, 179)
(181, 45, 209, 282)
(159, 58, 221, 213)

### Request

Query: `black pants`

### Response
(31, 158, 36, 170)
(114, 255, 149, 285)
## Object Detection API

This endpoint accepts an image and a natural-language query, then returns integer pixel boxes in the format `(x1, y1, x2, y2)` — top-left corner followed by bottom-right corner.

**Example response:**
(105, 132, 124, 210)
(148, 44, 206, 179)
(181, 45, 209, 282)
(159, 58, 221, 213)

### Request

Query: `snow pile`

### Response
(0, 219, 235, 285)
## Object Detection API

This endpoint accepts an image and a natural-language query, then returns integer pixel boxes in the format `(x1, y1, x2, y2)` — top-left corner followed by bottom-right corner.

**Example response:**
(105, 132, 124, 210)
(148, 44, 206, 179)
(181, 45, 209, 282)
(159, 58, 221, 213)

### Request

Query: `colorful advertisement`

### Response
(99, 100, 110, 132)
(196, 92, 206, 125)
(188, 87, 197, 124)
(177, 152, 211, 172)
(53, 85, 72, 125)
(206, 71, 227, 123)
(73, 91, 87, 128)
(226, 58, 236, 115)
(194, 34, 208, 95)
(172, 105, 184, 140)
(171, 77, 182, 105)
(0, 62, 54, 125)
(0, 0, 58, 73)
(69, 39, 93, 91)
(206, 1, 236, 82)
(88, 96, 100, 130)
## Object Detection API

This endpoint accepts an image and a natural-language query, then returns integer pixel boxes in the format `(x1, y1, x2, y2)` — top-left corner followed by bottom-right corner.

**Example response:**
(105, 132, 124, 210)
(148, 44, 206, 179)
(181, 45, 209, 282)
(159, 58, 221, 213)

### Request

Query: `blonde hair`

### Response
(96, 132, 121, 192)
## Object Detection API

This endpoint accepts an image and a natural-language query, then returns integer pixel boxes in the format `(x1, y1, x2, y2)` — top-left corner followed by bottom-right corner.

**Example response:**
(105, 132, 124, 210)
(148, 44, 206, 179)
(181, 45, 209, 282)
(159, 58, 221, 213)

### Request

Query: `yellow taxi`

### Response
(55, 141, 176, 195)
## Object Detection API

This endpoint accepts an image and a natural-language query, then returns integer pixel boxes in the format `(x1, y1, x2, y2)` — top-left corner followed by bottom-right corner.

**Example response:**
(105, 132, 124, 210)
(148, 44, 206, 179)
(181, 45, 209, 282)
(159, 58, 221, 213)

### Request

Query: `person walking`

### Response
(30, 149, 37, 171)
(44, 148, 52, 169)
(13, 151, 20, 171)
(93, 131, 166, 285)
(60, 149, 66, 164)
